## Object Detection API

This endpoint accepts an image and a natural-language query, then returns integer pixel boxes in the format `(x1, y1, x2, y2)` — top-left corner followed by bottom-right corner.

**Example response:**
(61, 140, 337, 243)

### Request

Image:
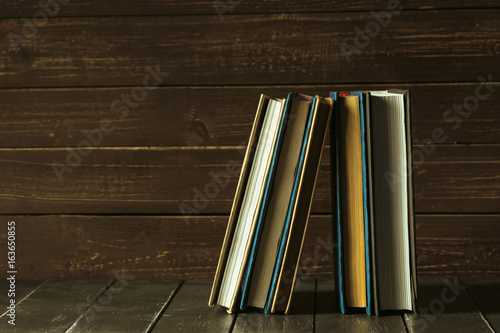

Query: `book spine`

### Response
(329, 92, 346, 314)
(353, 91, 372, 316)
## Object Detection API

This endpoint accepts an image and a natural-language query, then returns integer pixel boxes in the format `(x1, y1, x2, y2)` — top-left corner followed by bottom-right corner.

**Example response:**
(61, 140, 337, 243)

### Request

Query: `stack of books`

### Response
(331, 90, 418, 315)
(209, 90, 417, 315)
(208, 93, 332, 314)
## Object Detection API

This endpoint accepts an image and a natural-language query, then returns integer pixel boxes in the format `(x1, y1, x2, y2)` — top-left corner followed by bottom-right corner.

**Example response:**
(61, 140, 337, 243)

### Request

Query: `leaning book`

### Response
(209, 93, 333, 314)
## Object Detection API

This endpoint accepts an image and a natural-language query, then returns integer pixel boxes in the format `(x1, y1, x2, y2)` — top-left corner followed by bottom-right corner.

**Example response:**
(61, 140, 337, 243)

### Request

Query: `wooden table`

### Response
(0, 277, 497, 332)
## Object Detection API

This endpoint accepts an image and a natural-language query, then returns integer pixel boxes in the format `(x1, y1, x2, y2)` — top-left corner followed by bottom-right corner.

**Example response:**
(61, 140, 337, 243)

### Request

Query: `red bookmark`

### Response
(339, 92, 349, 97)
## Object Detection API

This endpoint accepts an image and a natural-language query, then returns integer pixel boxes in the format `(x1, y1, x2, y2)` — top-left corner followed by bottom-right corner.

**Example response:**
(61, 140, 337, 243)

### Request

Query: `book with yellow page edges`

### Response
(330, 90, 418, 315)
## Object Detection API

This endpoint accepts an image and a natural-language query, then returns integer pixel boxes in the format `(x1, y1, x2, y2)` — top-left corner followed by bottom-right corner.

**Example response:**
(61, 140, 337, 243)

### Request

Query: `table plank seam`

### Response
(313, 278, 317, 333)
(401, 313, 410, 333)
(146, 280, 184, 333)
(459, 277, 497, 333)
(228, 311, 238, 333)
(1, 277, 496, 331)
(64, 278, 115, 332)
(0, 279, 49, 319)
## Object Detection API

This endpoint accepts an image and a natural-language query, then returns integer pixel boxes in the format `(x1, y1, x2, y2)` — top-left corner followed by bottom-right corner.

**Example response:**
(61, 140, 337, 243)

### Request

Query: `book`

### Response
(268, 95, 332, 314)
(330, 90, 418, 315)
(331, 92, 372, 314)
(243, 94, 312, 310)
(208, 95, 285, 313)
(369, 90, 418, 313)
(338, 93, 367, 309)
(209, 93, 333, 314)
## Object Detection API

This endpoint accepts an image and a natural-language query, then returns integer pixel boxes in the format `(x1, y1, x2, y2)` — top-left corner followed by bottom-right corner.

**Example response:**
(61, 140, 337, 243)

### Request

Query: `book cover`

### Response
(209, 95, 285, 312)
(239, 93, 294, 310)
(330, 91, 372, 315)
(268, 95, 333, 314)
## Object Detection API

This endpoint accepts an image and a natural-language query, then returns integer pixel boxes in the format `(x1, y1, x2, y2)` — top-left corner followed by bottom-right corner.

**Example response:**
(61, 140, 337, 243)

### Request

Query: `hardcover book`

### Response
(330, 90, 418, 315)
(209, 93, 333, 314)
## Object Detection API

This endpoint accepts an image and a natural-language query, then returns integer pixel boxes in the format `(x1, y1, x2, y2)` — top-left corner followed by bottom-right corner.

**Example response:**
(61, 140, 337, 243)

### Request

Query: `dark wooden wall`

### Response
(0, 1, 498, 279)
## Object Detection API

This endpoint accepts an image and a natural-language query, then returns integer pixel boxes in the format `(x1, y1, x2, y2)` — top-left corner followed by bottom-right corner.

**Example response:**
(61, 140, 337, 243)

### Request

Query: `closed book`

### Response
(240, 93, 313, 310)
(209, 94, 285, 313)
(267, 95, 333, 314)
(330, 90, 418, 315)
(368, 89, 418, 314)
(330, 92, 372, 314)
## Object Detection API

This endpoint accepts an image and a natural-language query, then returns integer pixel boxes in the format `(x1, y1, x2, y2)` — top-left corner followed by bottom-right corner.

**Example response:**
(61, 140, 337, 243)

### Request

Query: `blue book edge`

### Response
(239, 94, 293, 311)
(330, 92, 346, 315)
(331, 92, 372, 315)
(264, 96, 316, 314)
(330, 92, 372, 315)
(350, 92, 372, 315)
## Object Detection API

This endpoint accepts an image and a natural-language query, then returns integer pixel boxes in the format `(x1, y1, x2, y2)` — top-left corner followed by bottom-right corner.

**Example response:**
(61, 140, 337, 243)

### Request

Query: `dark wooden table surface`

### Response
(0, 277, 497, 332)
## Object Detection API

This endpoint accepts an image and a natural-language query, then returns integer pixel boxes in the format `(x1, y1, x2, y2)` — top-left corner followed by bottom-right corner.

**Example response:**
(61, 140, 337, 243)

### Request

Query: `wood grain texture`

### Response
(0, 278, 497, 331)
(0, 279, 47, 312)
(154, 280, 235, 332)
(233, 279, 316, 332)
(0, 279, 113, 332)
(404, 277, 494, 332)
(0, 215, 497, 280)
(0, 215, 230, 280)
(0, 277, 49, 322)
(0, 83, 498, 148)
(315, 278, 407, 332)
(0, 0, 497, 280)
(0, 10, 498, 88)
(0, 145, 498, 214)
(67, 279, 182, 332)
(1, 0, 499, 18)
(416, 215, 500, 276)
(412, 145, 500, 213)
(461, 277, 500, 332)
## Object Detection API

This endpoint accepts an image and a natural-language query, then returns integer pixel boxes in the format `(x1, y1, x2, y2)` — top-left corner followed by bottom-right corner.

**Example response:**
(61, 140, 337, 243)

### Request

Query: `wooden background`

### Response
(0, 1, 498, 280)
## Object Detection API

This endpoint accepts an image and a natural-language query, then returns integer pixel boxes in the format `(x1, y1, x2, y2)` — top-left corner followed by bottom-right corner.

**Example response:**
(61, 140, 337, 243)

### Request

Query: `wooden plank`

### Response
(0, 215, 332, 280)
(0, 83, 498, 148)
(154, 280, 235, 332)
(0, 10, 498, 88)
(233, 279, 316, 332)
(0, 215, 230, 280)
(412, 145, 500, 213)
(67, 280, 181, 332)
(416, 215, 500, 276)
(404, 276, 493, 332)
(0, 280, 47, 309)
(0, 145, 498, 214)
(2, 214, 496, 280)
(315, 278, 407, 332)
(1, 0, 498, 18)
(0, 278, 112, 332)
(0, 147, 244, 215)
(461, 277, 500, 332)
